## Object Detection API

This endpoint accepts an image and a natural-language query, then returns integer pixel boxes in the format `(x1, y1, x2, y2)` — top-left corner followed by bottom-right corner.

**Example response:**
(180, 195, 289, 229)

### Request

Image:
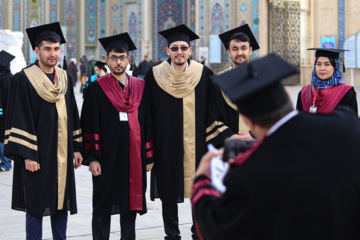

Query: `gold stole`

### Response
(218, 66, 249, 133)
(24, 65, 68, 210)
(153, 60, 203, 198)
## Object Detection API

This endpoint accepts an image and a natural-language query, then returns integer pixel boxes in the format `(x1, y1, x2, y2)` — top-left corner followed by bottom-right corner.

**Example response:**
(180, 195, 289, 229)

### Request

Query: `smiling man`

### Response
(206, 24, 260, 147)
(4, 22, 83, 240)
(144, 24, 213, 240)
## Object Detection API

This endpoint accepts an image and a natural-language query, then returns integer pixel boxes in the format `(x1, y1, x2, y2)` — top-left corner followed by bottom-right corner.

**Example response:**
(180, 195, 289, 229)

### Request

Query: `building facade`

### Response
(1, 0, 360, 85)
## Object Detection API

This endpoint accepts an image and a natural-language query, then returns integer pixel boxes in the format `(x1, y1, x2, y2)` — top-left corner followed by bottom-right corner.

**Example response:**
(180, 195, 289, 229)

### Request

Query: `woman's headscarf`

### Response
(311, 58, 344, 90)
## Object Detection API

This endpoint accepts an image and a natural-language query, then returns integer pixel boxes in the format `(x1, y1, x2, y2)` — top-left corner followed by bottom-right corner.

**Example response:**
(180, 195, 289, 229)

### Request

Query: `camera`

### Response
(222, 139, 256, 162)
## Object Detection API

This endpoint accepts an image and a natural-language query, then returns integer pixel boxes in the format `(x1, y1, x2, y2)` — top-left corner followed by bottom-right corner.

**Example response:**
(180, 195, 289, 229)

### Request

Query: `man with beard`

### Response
(81, 32, 154, 240)
(4, 22, 83, 240)
(206, 24, 260, 147)
(145, 24, 213, 240)
(0, 50, 15, 172)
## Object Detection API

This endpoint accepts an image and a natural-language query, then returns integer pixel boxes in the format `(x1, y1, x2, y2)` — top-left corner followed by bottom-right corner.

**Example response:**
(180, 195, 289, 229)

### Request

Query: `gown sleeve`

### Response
(143, 84, 155, 165)
(337, 88, 358, 114)
(68, 78, 82, 151)
(296, 90, 304, 111)
(4, 72, 39, 162)
(80, 82, 102, 165)
(192, 174, 248, 240)
(206, 80, 236, 148)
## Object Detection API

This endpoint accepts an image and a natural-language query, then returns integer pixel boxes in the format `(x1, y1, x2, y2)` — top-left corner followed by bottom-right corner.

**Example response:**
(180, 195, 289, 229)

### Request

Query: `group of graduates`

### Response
(1, 19, 360, 240)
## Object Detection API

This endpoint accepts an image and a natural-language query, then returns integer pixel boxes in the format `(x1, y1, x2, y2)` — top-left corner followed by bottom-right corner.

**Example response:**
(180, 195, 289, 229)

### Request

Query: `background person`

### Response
(206, 24, 259, 147)
(0, 50, 15, 172)
(296, 48, 357, 114)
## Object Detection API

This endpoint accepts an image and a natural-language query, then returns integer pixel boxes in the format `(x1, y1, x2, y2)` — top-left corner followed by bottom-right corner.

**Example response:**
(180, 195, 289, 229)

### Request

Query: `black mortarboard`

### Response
(95, 61, 107, 73)
(212, 53, 298, 118)
(26, 22, 66, 50)
(307, 48, 348, 60)
(159, 24, 199, 46)
(99, 32, 137, 53)
(218, 24, 260, 51)
(0, 50, 15, 68)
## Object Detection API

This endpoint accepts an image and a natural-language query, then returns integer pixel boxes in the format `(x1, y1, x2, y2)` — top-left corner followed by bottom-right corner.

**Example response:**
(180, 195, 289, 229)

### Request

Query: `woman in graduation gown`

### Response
(296, 48, 357, 114)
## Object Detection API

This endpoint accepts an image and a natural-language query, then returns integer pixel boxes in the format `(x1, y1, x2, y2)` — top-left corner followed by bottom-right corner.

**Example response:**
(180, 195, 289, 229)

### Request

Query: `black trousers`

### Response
(92, 211, 137, 240)
(162, 202, 199, 240)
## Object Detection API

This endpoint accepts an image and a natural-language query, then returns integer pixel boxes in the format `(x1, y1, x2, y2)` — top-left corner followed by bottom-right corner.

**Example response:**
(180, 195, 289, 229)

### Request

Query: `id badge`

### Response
(119, 112, 128, 121)
(309, 106, 317, 114)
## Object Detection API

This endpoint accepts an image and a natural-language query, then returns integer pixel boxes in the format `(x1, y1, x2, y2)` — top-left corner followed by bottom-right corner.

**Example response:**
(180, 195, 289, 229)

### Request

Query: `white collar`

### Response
(266, 110, 298, 136)
(171, 61, 189, 71)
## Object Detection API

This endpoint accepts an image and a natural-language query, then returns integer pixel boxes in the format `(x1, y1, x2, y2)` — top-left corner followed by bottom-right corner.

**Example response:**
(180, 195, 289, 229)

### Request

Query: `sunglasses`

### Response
(169, 46, 190, 52)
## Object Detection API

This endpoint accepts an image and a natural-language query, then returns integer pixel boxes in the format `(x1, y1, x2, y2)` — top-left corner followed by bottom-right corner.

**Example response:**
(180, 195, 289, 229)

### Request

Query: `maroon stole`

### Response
(98, 73, 145, 210)
(301, 84, 353, 113)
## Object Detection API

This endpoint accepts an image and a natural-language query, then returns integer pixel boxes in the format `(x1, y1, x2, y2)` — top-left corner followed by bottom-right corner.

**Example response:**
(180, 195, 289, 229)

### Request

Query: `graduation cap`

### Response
(26, 22, 66, 50)
(308, 48, 349, 72)
(99, 32, 137, 53)
(211, 53, 298, 118)
(159, 24, 199, 46)
(307, 48, 348, 60)
(95, 61, 107, 73)
(0, 50, 15, 69)
(219, 24, 259, 51)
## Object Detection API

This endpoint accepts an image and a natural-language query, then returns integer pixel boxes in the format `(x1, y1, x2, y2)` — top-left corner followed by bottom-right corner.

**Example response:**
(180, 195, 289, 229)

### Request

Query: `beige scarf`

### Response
(218, 65, 249, 133)
(153, 60, 203, 98)
(154, 60, 203, 198)
(24, 65, 68, 210)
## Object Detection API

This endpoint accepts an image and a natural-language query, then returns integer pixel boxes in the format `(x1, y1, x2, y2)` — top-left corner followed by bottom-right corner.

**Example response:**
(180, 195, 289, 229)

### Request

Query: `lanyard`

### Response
(123, 77, 128, 92)
(312, 88, 318, 107)
(53, 68, 57, 83)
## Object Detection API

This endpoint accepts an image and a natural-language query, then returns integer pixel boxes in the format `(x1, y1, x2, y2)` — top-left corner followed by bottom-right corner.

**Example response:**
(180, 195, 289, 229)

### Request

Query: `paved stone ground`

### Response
(0, 83, 359, 239)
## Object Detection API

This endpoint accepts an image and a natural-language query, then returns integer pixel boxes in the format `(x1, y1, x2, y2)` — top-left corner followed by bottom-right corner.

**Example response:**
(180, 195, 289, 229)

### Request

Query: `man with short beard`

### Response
(81, 32, 154, 240)
(4, 22, 83, 240)
(145, 24, 213, 240)
(206, 24, 260, 147)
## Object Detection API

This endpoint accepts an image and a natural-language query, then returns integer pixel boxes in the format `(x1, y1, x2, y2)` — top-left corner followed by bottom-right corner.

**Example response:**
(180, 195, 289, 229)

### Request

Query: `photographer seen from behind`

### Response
(192, 54, 360, 240)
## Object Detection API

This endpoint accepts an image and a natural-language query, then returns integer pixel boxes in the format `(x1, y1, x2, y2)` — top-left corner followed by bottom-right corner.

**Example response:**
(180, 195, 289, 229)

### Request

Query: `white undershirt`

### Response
(266, 110, 299, 136)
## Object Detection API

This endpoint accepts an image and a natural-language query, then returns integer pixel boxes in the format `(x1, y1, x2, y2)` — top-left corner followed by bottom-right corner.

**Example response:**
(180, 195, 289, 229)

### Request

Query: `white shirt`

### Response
(266, 110, 299, 136)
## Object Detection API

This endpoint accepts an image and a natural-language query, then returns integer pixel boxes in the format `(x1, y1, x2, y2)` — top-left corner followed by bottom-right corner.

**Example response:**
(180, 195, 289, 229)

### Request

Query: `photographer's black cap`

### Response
(211, 53, 298, 118)
(26, 22, 66, 50)
(159, 24, 199, 47)
(0, 50, 15, 68)
(218, 24, 259, 51)
(99, 32, 137, 53)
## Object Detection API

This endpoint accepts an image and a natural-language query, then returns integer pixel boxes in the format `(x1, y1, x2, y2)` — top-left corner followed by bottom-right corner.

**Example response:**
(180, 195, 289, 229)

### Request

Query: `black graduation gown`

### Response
(296, 88, 358, 114)
(146, 60, 213, 203)
(4, 65, 82, 217)
(0, 70, 12, 141)
(206, 80, 240, 147)
(192, 109, 360, 240)
(81, 79, 154, 217)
